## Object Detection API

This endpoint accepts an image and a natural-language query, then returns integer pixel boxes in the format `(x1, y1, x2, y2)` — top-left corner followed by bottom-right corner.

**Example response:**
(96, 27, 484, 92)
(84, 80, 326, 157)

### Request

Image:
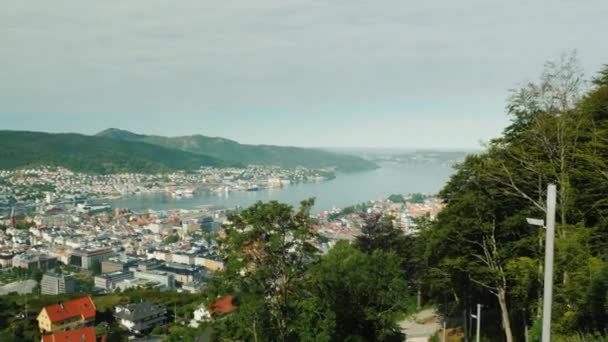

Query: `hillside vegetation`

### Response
(415, 55, 608, 341)
(0, 131, 236, 174)
(97, 128, 379, 172)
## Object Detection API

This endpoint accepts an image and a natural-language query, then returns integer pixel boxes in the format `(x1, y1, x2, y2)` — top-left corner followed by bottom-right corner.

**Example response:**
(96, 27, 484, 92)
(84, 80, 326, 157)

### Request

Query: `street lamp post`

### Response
(526, 184, 556, 342)
(471, 303, 482, 342)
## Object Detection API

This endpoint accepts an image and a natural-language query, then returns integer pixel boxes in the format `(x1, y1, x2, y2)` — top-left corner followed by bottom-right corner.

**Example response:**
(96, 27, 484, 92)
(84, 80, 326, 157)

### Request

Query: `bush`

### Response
(151, 325, 164, 335)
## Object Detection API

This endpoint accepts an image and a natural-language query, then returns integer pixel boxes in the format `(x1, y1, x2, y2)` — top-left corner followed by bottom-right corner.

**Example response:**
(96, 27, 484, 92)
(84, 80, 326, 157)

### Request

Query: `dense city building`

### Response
(40, 273, 76, 295)
(94, 271, 134, 291)
(12, 251, 57, 271)
(69, 248, 114, 269)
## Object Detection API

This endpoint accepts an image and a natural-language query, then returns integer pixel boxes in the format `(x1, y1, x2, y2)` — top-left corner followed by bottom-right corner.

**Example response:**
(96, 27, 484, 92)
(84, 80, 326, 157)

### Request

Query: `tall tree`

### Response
(307, 241, 412, 341)
(492, 51, 587, 229)
(423, 58, 608, 340)
(208, 199, 320, 341)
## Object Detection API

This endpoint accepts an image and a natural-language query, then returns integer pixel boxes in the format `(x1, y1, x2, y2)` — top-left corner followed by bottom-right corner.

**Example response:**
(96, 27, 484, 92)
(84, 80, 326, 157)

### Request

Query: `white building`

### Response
(171, 253, 193, 265)
(190, 305, 211, 328)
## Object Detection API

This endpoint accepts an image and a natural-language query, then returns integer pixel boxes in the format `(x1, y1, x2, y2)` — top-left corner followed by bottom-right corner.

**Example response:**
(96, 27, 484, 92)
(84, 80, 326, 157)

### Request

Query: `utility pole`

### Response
(471, 304, 481, 342)
(526, 184, 557, 342)
(542, 184, 556, 342)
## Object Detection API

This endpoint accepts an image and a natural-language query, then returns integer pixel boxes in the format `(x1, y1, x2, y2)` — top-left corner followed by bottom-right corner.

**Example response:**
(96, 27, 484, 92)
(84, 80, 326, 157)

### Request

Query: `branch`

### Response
(469, 275, 499, 296)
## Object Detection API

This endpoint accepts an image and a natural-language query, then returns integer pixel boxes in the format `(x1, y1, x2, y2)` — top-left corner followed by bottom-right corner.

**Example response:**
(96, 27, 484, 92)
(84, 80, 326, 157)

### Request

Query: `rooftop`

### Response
(42, 296, 96, 323)
(41, 326, 100, 342)
(210, 295, 238, 316)
(114, 302, 166, 321)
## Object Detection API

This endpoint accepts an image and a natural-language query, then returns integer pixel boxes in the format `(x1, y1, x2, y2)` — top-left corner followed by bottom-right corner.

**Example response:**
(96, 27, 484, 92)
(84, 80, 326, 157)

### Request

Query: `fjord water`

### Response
(108, 162, 455, 212)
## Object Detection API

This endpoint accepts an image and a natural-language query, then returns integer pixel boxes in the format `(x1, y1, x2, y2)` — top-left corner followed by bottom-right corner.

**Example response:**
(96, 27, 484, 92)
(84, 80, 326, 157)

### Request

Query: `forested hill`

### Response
(0, 131, 237, 174)
(416, 58, 608, 341)
(96, 128, 379, 172)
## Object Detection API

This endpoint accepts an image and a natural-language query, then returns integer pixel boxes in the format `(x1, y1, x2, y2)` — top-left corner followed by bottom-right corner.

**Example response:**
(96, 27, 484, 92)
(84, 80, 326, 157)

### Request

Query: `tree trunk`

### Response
(497, 288, 514, 342)
(538, 232, 543, 319)
(252, 320, 259, 342)
(523, 311, 529, 342)
(463, 307, 470, 342)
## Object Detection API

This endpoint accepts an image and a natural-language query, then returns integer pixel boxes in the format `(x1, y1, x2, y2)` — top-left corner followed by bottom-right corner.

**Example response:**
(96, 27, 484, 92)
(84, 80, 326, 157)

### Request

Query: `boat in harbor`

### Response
(246, 185, 260, 192)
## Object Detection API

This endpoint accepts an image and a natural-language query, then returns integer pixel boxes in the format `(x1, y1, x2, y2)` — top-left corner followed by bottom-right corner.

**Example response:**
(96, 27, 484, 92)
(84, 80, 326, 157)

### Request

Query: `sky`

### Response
(1, 1, 607, 149)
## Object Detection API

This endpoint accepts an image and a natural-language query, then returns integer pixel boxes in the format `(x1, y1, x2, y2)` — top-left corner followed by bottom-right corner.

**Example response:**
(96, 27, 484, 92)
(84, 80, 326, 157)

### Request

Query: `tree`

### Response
(207, 199, 416, 341)
(164, 235, 179, 244)
(388, 194, 406, 203)
(307, 241, 412, 341)
(421, 56, 608, 340)
(577, 265, 608, 333)
(591, 64, 608, 87)
(208, 199, 320, 341)
(410, 193, 426, 204)
(90, 259, 102, 276)
(357, 213, 406, 255)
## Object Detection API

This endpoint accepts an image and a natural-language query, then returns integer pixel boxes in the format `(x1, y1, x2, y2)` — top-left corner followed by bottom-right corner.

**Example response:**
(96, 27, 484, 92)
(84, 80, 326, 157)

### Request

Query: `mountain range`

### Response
(0, 129, 378, 174)
(95, 128, 378, 172)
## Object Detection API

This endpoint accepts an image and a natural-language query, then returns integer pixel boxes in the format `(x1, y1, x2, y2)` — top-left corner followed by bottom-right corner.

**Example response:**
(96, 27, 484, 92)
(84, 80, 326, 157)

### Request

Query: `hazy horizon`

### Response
(2, 1, 607, 149)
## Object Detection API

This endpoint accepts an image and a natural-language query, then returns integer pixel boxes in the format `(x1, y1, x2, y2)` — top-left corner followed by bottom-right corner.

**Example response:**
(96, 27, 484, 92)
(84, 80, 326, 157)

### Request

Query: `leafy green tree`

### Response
(90, 259, 102, 276)
(409, 193, 426, 204)
(592, 64, 608, 87)
(420, 56, 608, 341)
(576, 265, 608, 333)
(388, 194, 406, 203)
(14, 220, 35, 230)
(357, 213, 404, 254)
(307, 241, 412, 341)
(207, 199, 320, 341)
(164, 235, 179, 244)
(151, 325, 163, 335)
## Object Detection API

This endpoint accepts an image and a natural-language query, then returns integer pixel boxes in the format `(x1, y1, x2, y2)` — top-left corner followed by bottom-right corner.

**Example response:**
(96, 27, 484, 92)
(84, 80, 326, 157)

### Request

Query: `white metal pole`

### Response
(443, 321, 447, 342)
(542, 184, 556, 342)
(476, 304, 481, 342)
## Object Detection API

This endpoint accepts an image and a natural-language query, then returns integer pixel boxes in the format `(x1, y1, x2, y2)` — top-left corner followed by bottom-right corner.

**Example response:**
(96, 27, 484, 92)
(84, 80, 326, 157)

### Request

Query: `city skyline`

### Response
(2, 1, 608, 149)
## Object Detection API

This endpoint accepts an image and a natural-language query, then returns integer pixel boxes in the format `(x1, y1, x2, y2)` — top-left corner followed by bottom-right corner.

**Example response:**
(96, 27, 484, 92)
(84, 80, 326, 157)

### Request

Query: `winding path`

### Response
(399, 307, 442, 342)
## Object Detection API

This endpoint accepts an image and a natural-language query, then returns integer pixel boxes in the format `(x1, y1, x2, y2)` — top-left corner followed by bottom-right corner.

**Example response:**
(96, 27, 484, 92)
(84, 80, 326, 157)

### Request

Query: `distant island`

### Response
(0, 129, 378, 174)
(326, 147, 471, 167)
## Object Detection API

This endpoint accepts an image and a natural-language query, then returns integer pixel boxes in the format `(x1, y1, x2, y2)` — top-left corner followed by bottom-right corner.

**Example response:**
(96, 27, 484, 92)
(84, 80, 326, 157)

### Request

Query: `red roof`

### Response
(41, 326, 99, 342)
(43, 296, 96, 323)
(210, 295, 238, 316)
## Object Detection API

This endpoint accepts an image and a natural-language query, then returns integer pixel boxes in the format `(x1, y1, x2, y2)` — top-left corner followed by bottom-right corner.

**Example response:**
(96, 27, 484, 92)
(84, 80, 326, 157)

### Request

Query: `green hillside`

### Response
(0, 131, 236, 174)
(97, 128, 379, 172)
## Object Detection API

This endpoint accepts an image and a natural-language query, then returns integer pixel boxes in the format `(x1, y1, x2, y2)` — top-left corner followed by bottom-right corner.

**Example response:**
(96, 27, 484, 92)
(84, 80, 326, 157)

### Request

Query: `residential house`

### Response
(190, 295, 237, 328)
(37, 296, 96, 333)
(41, 326, 104, 342)
(114, 302, 167, 334)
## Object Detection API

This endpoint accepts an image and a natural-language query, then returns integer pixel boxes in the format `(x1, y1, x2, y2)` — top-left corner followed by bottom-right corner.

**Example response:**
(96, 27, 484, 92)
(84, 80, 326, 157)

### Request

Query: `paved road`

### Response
(400, 308, 442, 342)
